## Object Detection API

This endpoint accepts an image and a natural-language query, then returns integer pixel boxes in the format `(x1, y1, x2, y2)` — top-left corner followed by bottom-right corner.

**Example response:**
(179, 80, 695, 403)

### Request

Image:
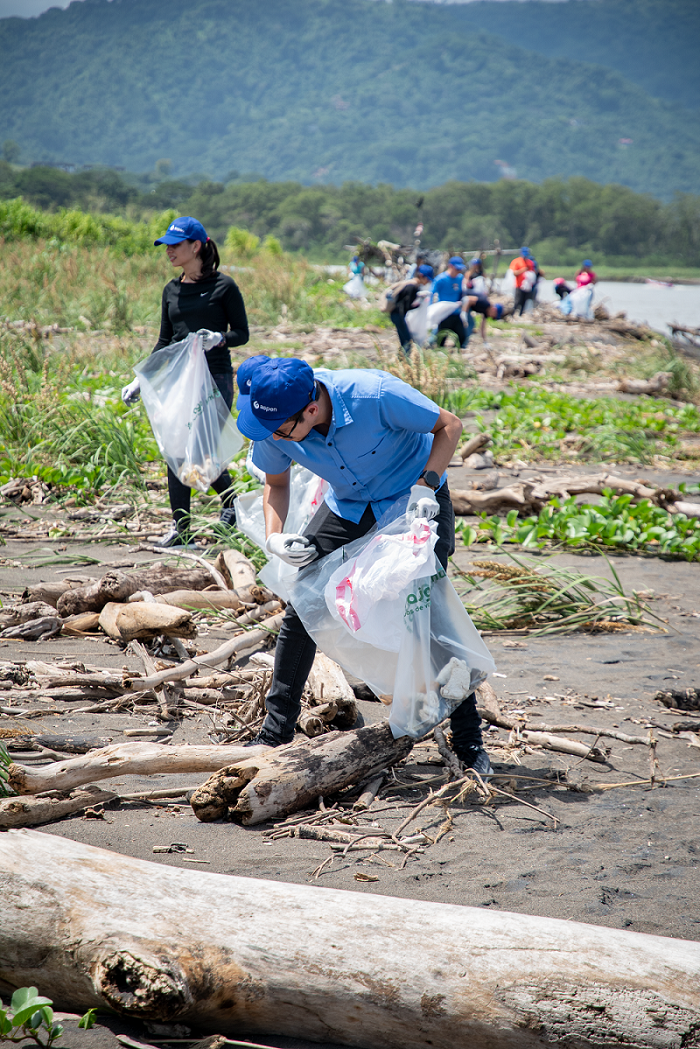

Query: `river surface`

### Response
(509, 279, 700, 334)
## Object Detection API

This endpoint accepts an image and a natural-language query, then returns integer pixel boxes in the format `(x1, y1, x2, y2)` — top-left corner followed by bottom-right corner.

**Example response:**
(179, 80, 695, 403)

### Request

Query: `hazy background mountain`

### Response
(0, 0, 697, 197)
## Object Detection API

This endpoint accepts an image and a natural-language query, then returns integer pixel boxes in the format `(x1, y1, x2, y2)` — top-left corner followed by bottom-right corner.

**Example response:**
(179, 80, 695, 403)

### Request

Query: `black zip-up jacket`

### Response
(154, 271, 249, 373)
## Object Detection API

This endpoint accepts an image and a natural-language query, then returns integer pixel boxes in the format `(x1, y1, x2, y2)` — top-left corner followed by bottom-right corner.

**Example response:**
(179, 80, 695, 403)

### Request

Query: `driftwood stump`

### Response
(190, 722, 412, 824)
(1, 830, 699, 1049)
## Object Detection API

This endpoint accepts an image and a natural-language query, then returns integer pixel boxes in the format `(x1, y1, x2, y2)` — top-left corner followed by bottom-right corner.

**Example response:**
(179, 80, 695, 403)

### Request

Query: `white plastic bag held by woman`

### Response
(133, 330, 242, 492)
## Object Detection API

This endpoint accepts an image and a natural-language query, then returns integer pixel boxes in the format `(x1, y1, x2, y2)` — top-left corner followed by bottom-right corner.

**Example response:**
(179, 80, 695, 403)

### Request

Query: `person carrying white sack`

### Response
(235, 355, 492, 774)
(122, 216, 249, 548)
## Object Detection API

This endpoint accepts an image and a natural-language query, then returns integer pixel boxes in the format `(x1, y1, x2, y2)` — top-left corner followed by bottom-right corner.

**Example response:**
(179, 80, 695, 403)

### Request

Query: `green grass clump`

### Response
(461, 491, 700, 562)
(453, 551, 659, 636)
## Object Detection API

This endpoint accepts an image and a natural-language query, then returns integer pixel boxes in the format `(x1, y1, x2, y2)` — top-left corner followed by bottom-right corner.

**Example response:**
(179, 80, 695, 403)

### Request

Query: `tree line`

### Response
(0, 163, 698, 267)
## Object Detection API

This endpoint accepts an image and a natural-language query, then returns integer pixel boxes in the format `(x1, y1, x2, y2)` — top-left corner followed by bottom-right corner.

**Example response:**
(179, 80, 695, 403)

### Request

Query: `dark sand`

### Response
(2, 460, 700, 1049)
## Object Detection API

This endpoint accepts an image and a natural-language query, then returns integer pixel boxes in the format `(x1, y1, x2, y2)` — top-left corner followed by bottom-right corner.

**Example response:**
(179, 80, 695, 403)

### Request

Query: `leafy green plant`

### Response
(0, 987, 94, 1048)
(463, 491, 700, 562)
(0, 742, 14, 798)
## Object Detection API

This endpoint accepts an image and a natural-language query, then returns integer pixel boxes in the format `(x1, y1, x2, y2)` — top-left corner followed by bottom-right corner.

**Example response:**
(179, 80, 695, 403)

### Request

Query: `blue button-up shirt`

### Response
(432, 271, 464, 316)
(249, 368, 443, 523)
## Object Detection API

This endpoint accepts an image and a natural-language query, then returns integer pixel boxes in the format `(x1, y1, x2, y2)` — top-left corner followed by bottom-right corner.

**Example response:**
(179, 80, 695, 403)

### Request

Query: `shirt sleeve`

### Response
(250, 437, 293, 476)
(221, 279, 249, 348)
(376, 374, 440, 433)
(153, 284, 174, 352)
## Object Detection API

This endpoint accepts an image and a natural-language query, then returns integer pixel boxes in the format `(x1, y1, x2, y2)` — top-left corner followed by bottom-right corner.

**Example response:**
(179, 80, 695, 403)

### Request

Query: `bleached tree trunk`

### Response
(7, 741, 270, 795)
(1, 830, 699, 1049)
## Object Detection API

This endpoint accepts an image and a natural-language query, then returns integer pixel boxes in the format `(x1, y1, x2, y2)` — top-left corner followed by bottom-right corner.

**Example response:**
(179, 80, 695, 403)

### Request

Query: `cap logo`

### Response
(253, 401, 276, 412)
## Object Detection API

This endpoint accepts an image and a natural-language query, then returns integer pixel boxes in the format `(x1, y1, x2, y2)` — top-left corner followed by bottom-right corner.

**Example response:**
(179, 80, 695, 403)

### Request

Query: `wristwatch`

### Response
(419, 469, 441, 491)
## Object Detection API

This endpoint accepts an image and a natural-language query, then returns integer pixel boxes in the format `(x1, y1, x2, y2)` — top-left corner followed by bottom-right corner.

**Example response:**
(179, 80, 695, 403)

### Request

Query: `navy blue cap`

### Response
(236, 355, 272, 409)
(418, 264, 434, 279)
(154, 216, 208, 246)
(447, 256, 465, 270)
(237, 357, 316, 441)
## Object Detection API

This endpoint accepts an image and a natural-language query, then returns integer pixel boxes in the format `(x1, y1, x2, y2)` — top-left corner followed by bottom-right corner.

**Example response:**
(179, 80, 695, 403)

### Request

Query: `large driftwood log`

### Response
(7, 741, 270, 796)
(0, 785, 116, 828)
(57, 565, 217, 617)
(22, 579, 92, 608)
(98, 602, 196, 642)
(450, 472, 697, 519)
(2, 830, 699, 1049)
(0, 602, 58, 629)
(190, 723, 413, 825)
(154, 589, 244, 611)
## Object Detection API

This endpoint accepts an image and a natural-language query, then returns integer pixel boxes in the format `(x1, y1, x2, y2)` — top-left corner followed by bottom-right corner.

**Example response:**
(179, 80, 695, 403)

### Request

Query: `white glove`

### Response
(197, 329, 224, 351)
(265, 532, 316, 567)
(407, 484, 439, 522)
(121, 377, 141, 405)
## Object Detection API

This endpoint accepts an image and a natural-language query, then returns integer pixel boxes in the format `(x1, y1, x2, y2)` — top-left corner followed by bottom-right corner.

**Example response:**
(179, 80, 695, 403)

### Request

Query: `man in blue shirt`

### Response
(431, 256, 470, 348)
(235, 355, 492, 774)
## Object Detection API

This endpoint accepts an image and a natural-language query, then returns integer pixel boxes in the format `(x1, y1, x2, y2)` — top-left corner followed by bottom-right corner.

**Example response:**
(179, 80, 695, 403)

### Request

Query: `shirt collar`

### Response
(316, 372, 353, 438)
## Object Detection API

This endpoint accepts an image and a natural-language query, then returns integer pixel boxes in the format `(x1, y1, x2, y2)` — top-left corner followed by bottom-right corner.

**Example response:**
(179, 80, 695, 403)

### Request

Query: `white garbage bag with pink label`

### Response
(290, 505, 496, 738)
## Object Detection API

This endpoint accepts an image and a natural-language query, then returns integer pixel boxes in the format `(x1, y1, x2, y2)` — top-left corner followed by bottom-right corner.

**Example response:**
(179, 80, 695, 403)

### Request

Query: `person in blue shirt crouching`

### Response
(431, 256, 470, 348)
(235, 355, 491, 774)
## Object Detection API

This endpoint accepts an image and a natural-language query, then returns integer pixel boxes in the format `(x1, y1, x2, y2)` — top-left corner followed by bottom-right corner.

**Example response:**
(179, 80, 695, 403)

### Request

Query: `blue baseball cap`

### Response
(235, 355, 272, 409)
(520, 247, 530, 257)
(470, 257, 481, 266)
(154, 216, 208, 246)
(583, 259, 592, 267)
(447, 256, 465, 270)
(418, 264, 434, 279)
(494, 303, 504, 319)
(236, 357, 316, 441)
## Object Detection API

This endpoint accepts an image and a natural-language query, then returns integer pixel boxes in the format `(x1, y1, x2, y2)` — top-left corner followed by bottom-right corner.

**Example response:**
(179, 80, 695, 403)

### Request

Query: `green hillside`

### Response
(0, 0, 697, 196)
(441, 0, 700, 112)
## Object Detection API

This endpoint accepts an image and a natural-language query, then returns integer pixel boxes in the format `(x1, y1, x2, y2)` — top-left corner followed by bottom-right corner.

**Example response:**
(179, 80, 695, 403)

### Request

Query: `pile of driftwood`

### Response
(450, 452, 700, 519)
(0, 549, 283, 643)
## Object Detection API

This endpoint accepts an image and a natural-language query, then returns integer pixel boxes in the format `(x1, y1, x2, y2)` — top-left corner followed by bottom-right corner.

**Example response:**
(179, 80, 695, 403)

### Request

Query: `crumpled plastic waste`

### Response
(437, 657, 472, 702)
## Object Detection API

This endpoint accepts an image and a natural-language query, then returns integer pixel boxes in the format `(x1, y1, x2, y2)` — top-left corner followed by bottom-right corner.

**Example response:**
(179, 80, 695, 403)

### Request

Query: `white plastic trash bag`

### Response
(427, 300, 461, 330)
(235, 465, 328, 602)
(560, 284, 594, 320)
(133, 331, 242, 492)
(405, 292, 430, 346)
(343, 273, 367, 299)
(289, 507, 496, 739)
(325, 518, 437, 651)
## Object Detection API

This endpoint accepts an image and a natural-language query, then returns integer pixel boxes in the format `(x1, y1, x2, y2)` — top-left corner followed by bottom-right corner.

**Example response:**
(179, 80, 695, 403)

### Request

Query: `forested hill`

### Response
(427, 0, 700, 113)
(0, 0, 698, 197)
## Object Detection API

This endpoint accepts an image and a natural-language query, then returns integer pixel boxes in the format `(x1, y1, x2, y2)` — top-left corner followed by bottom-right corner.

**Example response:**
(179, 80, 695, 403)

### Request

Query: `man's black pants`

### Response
(514, 288, 534, 316)
(259, 483, 484, 754)
(436, 313, 467, 348)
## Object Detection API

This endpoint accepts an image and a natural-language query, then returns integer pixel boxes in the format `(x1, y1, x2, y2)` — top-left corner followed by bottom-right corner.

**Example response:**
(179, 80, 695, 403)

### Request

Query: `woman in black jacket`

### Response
(123, 216, 249, 547)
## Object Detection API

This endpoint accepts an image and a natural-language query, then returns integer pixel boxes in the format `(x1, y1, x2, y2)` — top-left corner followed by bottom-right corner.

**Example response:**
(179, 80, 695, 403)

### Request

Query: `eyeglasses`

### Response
(271, 404, 311, 440)
(271, 385, 317, 440)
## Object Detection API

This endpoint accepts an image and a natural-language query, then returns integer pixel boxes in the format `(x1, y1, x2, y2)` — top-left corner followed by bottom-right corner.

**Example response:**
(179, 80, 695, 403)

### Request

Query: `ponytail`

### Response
(193, 237, 220, 280)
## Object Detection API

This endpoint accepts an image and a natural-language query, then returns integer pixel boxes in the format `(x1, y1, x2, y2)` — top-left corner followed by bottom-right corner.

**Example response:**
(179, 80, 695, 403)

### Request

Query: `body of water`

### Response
(531, 280, 700, 335)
